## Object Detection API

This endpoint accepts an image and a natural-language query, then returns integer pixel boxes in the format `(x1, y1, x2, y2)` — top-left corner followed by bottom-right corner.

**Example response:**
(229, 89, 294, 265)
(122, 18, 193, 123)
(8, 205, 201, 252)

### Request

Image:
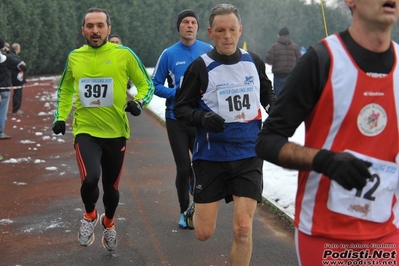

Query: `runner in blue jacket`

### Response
(151, 9, 212, 229)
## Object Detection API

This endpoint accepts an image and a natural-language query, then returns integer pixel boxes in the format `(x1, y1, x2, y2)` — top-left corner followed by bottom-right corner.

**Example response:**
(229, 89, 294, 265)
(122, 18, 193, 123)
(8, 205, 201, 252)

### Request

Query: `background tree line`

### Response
(1, 0, 398, 76)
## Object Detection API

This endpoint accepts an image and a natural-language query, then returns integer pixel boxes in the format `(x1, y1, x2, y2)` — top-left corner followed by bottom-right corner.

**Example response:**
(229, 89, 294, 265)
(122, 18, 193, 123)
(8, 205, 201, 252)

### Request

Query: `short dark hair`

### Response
(209, 4, 241, 28)
(109, 34, 121, 42)
(82, 7, 111, 27)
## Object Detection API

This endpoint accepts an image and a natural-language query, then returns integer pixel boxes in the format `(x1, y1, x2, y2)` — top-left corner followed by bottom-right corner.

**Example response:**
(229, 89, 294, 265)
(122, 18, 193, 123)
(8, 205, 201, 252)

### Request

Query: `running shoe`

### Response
(178, 213, 187, 229)
(184, 202, 195, 230)
(100, 213, 117, 251)
(0, 133, 11, 139)
(78, 212, 98, 246)
(12, 110, 24, 115)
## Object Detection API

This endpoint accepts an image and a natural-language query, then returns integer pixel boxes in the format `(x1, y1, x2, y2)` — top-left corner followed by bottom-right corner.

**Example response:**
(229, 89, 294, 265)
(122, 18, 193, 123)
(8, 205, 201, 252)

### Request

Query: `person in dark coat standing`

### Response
(11, 43, 27, 115)
(265, 27, 301, 97)
(0, 38, 27, 139)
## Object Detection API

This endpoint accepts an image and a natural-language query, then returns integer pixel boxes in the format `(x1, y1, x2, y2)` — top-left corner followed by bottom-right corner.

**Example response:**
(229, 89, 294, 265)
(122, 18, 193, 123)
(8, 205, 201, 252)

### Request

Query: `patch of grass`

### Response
(261, 198, 295, 230)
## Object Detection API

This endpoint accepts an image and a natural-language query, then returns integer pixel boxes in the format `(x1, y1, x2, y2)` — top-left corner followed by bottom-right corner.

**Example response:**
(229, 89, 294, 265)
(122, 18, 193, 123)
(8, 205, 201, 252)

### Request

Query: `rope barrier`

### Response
(0, 83, 54, 90)
(0, 78, 57, 90)
(0, 85, 23, 90)
(320, 0, 329, 37)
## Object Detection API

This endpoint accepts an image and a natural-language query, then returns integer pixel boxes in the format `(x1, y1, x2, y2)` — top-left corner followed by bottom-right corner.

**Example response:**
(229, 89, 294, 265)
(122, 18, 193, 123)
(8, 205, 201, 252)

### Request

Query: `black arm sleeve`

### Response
(6, 53, 22, 69)
(256, 42, 329, 165)
(173, 57, 208, 126)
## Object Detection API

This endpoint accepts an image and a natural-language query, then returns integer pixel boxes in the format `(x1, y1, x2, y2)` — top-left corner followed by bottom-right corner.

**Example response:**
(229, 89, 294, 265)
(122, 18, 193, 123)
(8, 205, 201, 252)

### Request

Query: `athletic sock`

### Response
(104, 215, 114, 228)
(84, 209, 97, 221)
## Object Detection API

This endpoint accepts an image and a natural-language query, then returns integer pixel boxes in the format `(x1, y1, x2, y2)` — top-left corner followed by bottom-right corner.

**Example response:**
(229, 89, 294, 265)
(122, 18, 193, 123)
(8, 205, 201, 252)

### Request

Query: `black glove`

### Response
(200, 111, 225, 133)
(52, 121, 66, 135)
(125, 100, 143, 116)
(313, 149, 372, 190)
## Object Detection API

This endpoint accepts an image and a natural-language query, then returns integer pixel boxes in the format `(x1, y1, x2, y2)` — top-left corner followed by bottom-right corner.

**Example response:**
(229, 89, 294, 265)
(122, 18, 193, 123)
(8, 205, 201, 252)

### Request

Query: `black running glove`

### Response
(52, 121, 66, 135)
(313, 149, 372, 190)
(200, 111, 225, 133)
(125, 100, 143, 116)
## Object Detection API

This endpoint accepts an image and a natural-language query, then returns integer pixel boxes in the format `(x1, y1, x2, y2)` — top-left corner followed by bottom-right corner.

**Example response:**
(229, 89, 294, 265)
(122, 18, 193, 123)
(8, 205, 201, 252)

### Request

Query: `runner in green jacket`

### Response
(52, 7, 154, 252)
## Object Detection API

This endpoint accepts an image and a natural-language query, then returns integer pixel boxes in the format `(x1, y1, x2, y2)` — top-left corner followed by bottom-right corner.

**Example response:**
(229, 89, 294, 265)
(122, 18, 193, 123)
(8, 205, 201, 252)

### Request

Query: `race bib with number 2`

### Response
(327, 150, 399, 223)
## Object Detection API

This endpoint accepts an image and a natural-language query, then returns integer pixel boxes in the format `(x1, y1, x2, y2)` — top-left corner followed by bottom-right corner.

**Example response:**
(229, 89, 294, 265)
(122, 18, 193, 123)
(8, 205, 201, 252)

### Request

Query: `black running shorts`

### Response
(191, 157, 263, 204)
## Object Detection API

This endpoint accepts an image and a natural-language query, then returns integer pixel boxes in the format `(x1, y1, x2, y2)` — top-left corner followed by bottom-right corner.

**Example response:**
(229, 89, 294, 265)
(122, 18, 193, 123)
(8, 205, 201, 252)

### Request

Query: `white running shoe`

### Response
(78, 212, 98, 246)
(100, 213, 117, 251)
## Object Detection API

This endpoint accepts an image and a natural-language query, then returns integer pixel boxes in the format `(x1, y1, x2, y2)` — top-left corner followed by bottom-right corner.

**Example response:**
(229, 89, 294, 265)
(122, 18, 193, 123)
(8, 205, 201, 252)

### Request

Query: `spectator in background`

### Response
(11, 43, 27, 115)
(0, 38, 27, 139)
(265, 27, 301, 97)
(151, 9, 212, 229)
(3, 42, 10, 54)
(109, 34, 122, 45)
(0, 46, 5, 160)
